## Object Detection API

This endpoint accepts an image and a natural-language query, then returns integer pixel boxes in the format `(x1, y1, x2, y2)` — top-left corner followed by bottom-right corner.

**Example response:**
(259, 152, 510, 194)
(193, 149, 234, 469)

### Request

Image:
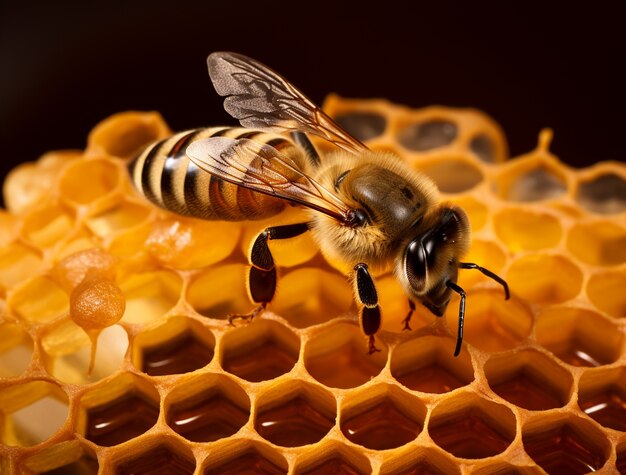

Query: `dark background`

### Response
(1, 0, 624, 208)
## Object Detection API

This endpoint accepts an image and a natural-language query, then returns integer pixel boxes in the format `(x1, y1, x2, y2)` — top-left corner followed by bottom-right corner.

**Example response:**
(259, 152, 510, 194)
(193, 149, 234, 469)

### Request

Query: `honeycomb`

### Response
(0, 94, 625, 475)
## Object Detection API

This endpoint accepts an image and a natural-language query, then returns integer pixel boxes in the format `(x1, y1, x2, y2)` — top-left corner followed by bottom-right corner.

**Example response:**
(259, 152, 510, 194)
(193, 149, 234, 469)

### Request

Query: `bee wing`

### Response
(208, 52, 368, 155)
(187, 137, 356, 223)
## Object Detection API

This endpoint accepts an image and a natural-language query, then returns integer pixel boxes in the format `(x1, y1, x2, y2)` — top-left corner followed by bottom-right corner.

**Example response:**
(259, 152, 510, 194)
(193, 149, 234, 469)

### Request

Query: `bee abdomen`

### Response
(129, 127, 290, 221)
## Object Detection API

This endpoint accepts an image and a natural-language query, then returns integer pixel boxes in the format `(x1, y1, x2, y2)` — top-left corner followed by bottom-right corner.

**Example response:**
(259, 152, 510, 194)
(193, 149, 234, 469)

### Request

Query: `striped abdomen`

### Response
(129, 127, 296, 221)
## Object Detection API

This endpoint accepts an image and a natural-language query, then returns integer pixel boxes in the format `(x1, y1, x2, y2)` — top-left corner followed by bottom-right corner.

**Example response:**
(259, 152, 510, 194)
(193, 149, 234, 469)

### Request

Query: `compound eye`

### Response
(405, 238, 427, 292)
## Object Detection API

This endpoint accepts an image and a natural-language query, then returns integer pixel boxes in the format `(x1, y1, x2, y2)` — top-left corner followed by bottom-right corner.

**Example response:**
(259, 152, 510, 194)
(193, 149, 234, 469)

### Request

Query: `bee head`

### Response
(398, 205, 470, 313)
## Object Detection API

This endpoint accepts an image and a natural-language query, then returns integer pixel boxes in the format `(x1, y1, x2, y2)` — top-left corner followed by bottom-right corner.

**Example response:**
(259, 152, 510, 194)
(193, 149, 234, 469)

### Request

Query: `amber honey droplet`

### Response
(168, 392, 249, 442)
(70, 277, 125, 330)
(142, 331, 214, 376)
(299, 457, 365, 475)
(255, 397, 335, 447)
(40, 457, 99, 475)
(203, 450, 287, 475)
(115, 444, 195, 475)
(490, 373, 564, 411)
(223, 340, 297, 382)
(395, 362, 468, 394)
(341, 400, 421, 450)
(429, 412, 511, 458)
(523, 424, 606, 474)
(85, 392, 159, 446)
(579, 389, 626, 431)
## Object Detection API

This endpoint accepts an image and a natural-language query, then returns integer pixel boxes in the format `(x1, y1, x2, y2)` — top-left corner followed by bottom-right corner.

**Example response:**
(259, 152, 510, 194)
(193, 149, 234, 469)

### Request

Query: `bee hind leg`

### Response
(354, 263, 382, 354)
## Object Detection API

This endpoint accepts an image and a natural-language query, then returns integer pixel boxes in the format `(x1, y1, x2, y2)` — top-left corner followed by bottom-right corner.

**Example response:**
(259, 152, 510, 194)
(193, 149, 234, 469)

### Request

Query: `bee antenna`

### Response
(459, 262, 510, 300)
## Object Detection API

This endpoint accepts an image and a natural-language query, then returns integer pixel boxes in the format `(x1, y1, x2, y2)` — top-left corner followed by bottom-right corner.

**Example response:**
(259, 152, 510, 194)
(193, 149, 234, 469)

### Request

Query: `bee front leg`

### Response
(354, 263, 382, 354)
(229, 223, 310, 325)
(401, 299, 416, 331)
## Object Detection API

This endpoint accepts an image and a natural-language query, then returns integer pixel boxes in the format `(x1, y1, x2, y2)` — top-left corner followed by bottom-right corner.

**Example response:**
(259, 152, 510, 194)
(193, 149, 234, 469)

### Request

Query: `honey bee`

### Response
(130, 52, 509, 356)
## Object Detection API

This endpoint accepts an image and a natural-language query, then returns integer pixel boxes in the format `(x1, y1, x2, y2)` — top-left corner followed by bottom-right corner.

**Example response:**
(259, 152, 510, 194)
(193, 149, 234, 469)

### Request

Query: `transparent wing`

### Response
(208, 51, 368, 155)
(186, 137, 356, 223)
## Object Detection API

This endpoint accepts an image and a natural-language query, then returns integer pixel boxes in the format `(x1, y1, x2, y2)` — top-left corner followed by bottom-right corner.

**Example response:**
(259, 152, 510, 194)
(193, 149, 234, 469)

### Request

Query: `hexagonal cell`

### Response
(429, 392, 516, 459)
(457, 239, 507, 291)
(133, 316, 214, 376)
(22, 442, 98, 475)
(587, 270, 626, 318)
(494, 207, 562, 252)
(113, 439, 196, 475)
(470, 134, 496, 163)
(8, 276, 69, 323)
(78, 373, 159, 447)
(119, 270, 182, 324)
(272, 267, 353, 329)
(335, 111, 387, 141)
(38, 456, 99, 475)
(202, 441, 288, 474)
(379, 446, 461, 475)
(449, 196, 489, 231)
(255, 380, 336, 447)
(576, 172, 626, 215)
(471, 462, 541, 475)
(340, 384, 425, 450)
(522, 413, 610, 474)
(84, 199, 152, 238)
(578, 367, 626, 432)
(0, 243, 42, 290)
(187, 263, 251, 318)
(165, 373, 250, 443)
(507, 254, 583, 305)
(304, 322, 387, 389)
(418, 158, 483, 193)
(536, 307, 623, 367)
(0, 380, 69, 447)
(21, 204, 74, 249)
(0, 323, 33, 377)
(567, 221, 626, 266)
(294, 442, 371, 475)
(617, 442, 626, 474)
(484, 349, 573, 411)
(497, 164, 567, 202)
(452, 288, 533, 353)
(221, 319, 300, 382)
(390, 336, 474, 394)
(58, 157, 122, 208)
(397, 120, 458, 151)
(87, 111, 171, 159)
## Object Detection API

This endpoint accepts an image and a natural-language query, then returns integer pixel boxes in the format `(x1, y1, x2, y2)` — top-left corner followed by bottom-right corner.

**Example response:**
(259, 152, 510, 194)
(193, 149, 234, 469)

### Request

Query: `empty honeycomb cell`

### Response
(506, 254, 583, 305)
(340, 384, 426, 450)
(21, 204, 74, 249)
(294, 442, 372, 475)
(254, 380, 336, 447)
(58, 157, 123, 209)
(494, 208, 562, 252)
(495, 154, 568, 202)
(87, 111, 171, 160)
(587, 270, 626, 318)
(186, 263, 250, 318)
(0, 380, 69, 447)
(271, 267, 353, 329)
(201, 441, 288, 474)
(484, 349, 573, 411)
(9, 276, 69, 323)
(0, 243, 42, 291)
(37, 455, 99, 475)
(578, 367, 626, 432)
(457, 239, 507, 290)
(0, 323, 33, 377)
(165, 373, 250, 442)
(397, 119, 458, 151)
(335, 111, 387, 141)
(390, 335, 473, 394)
(79, 374, 160, 447)
(378, 447, 461, 475)
(448, 196, 489, 231)
(119, 270, 182, 324)
(469, 133, 496, 163)
(567, 221, 626, 266)
(522, 413, 610, 474)
(455, 288, 533, 353)
(417, 158, 483, 193)
(146, 216, 241, 269)
(576, 172, 626, 215)
(84, 199, 152, 238)
(304, 322, 387, 389)
(112, 438, 196, 475)
(221, 319, 299, 382)
(428, 392, 516, 459)
(535, 306, 623, 367)
(133, 316, 215, 376)
(21, 441, 98, 474)
(45, 325, 128, 384)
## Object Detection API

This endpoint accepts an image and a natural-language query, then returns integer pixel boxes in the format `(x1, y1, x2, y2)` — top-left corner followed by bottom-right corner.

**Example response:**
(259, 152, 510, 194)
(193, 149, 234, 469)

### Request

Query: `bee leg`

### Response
(229, 223, 310, 325)
(445, 281, 466, 357)
(460, 262, 510, 300)
(401, 300, 416, 331)
(354, 263, 381, 354)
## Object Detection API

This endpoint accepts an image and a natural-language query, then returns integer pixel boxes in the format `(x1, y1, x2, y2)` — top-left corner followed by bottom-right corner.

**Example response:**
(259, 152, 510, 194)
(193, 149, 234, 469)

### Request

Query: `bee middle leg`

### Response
(229, 222, 310, 325)
(354, 263, 382, 354)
